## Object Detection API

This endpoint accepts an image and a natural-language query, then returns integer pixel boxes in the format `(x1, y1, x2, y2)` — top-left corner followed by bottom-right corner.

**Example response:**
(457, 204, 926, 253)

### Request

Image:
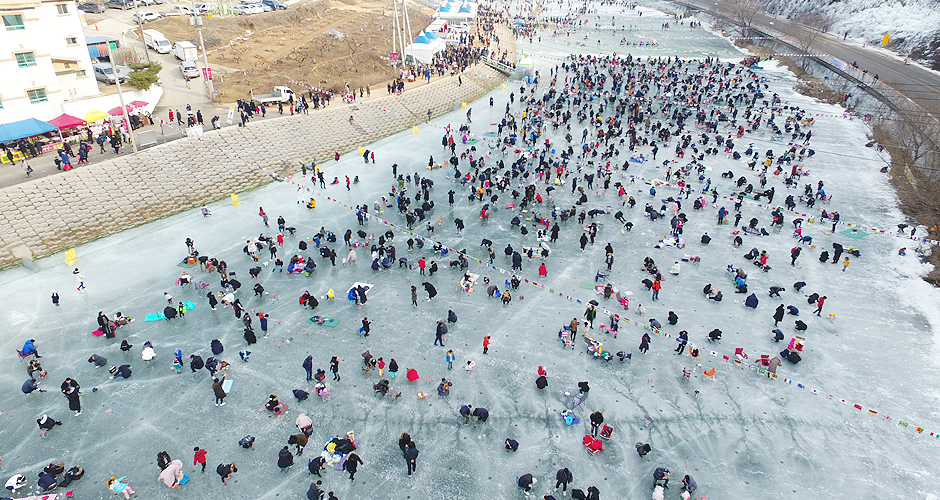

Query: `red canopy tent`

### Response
(47, 113, 87, 130)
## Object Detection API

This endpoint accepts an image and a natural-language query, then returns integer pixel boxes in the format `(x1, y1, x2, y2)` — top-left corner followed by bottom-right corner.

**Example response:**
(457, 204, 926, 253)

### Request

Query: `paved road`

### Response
(677, 0, 940, 117)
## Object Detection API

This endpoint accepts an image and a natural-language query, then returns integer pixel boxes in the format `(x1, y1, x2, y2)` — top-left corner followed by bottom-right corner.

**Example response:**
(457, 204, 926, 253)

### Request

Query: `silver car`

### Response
(92, 63, 130, 84)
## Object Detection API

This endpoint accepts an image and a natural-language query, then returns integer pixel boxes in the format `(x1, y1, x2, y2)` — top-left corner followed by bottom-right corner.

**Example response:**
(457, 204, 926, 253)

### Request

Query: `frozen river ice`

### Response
(2, 3, 940, 500)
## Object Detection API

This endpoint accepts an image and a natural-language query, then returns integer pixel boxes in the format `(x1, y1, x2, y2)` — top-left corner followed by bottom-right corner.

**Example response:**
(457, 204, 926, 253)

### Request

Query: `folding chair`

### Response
(734, 348, 748, 361)
(583, 435, 603, 455)
(16, 349, 31, 363)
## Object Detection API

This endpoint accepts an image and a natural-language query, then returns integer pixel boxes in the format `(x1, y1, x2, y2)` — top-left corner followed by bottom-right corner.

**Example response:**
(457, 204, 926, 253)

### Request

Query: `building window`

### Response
(56, 3, 68, 14)
(76, 69, 86, 77)
(66, 36, 77, 45)
(3, 14, 25, 30)
(27, 88, 47, 104)
(15, 52, 37, 68)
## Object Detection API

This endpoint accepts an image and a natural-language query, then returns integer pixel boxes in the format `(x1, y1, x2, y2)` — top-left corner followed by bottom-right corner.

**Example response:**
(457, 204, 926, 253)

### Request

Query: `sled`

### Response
(145, 313, 166, 322)
(580, 282, 597, 289)
(179, 474, 191, 485)
(308, 316, 340, 327)
(92, 329, 105, 337)
(183, 301, 197, 309)
(222, 379, 233, 393)
(840, 228, 869, 239)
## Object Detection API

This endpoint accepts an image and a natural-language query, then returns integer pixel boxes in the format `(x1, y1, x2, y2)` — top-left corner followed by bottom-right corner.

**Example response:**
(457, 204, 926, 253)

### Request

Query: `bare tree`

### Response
(343, 32, 372, 57)
(727, 0, 768, 38)
(791, 12, 829, 69)
(311, 35, 336, 57)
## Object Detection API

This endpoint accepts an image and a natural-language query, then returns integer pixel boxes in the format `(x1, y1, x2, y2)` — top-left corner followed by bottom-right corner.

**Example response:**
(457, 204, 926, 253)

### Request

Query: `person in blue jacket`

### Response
(21, 339, 40, 358)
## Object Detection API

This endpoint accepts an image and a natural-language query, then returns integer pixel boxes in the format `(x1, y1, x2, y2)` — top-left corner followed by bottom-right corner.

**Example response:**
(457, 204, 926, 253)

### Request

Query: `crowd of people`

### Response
(4, 0, 892, 498)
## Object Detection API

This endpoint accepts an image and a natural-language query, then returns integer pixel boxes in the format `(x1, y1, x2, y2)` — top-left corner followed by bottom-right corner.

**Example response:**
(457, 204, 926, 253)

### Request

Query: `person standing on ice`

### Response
(639, 332, 651, 354)
(584, 305, 597, 329)
(813, 296, 827, 316)
(330, 355, 340, 381)
(434, 321, 447, 347)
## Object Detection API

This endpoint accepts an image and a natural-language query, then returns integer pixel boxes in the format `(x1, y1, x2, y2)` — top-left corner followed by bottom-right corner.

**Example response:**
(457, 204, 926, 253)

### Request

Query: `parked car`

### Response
(133, 11, 161, 22)
(92, 63, 130, 84)
(78, 2, 106, 13)
(160, 5, 192, 16)
(192, 2, 210, 14)
(234, 4, 262, 14)
(105, 0, 132, 9)
(180, 61, 199, 78)
(261, 0, 286, 10)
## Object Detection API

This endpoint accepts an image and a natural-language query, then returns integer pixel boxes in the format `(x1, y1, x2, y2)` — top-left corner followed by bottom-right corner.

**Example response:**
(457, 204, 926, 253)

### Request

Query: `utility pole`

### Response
(192, 0, 215, 102)
(402, 0, 415, 65)
(132, 0, 151, 63)
(111, 58, 138, 153)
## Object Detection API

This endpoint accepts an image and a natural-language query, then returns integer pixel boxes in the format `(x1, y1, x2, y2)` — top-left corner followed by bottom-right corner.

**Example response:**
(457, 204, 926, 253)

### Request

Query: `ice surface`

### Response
(2, 3, 940, 500)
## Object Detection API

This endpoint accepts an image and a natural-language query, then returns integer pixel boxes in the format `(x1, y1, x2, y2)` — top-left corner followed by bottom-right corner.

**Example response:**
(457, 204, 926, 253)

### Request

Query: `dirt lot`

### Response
(145, 0, 432, 99)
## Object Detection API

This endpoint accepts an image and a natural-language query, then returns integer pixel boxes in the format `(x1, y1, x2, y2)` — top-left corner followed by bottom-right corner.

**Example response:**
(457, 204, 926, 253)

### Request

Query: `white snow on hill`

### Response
(766, 0, 940, 65)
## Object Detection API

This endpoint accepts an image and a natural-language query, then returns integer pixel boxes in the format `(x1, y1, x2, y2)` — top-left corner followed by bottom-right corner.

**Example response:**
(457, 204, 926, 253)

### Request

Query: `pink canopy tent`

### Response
(108, 105, 135, 116)
(47, 113, 87, 129)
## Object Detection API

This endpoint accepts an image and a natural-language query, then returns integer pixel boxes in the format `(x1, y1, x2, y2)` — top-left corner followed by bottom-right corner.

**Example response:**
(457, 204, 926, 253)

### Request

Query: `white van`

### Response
(143, 29, 171, 54)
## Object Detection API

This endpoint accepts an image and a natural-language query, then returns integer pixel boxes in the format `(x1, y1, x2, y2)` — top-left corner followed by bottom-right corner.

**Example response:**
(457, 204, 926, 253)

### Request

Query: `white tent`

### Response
(404, 34, 439, 64)
(436, 1, 476, 20)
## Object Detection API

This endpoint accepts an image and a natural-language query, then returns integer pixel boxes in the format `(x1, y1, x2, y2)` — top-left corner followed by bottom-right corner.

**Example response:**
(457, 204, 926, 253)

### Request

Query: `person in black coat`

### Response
(343, 451, 363, 480)
(589, 411, 604, 437)
(675, 330, 688, 353)
(667, 311, 679, 325)
(207, 291, 219, 310)
(773, 304, 785, 326)
(403, 442, 419, 475)
(244, 328, 257, 345)
(278, 446, 294, 470)
(190, 354, 204, 372)
(307, 480, 324, 500)
(517, 473, 536, 493)
(555, 467, 573, 493)
(422, 282, 437, 301)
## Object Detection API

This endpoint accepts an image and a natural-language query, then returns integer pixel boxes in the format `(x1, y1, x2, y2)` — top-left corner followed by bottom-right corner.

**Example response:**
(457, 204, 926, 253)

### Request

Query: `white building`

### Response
(0, 0, 100, 122)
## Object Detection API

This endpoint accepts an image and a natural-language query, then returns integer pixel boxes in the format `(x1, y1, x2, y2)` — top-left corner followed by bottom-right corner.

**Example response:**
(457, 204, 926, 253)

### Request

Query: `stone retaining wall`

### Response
(0, 65, 507, 269)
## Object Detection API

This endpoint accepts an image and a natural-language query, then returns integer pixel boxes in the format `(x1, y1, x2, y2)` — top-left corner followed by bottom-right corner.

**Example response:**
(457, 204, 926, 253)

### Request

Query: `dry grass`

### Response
(145, 0, 433, 98)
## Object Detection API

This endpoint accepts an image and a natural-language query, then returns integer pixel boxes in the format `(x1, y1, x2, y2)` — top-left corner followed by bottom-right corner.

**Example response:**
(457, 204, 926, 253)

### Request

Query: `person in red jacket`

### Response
(651, 279, 662, 301)
(193, 447, 207, 472)
(483, 336, 490, 354)
(538, 263, 548, 277)
(418, 258, 426, 275)
(813, 296, 827, 316)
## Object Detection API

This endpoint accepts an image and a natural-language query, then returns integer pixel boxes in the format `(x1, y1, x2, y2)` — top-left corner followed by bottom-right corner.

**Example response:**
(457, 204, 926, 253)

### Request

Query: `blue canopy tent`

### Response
(0, 118, 58, 143)
(512, 19, 525, 25)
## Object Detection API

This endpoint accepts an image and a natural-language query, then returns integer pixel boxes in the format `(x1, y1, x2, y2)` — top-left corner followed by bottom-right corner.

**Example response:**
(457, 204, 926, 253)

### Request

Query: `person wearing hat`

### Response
(517, 473, 537, 495)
